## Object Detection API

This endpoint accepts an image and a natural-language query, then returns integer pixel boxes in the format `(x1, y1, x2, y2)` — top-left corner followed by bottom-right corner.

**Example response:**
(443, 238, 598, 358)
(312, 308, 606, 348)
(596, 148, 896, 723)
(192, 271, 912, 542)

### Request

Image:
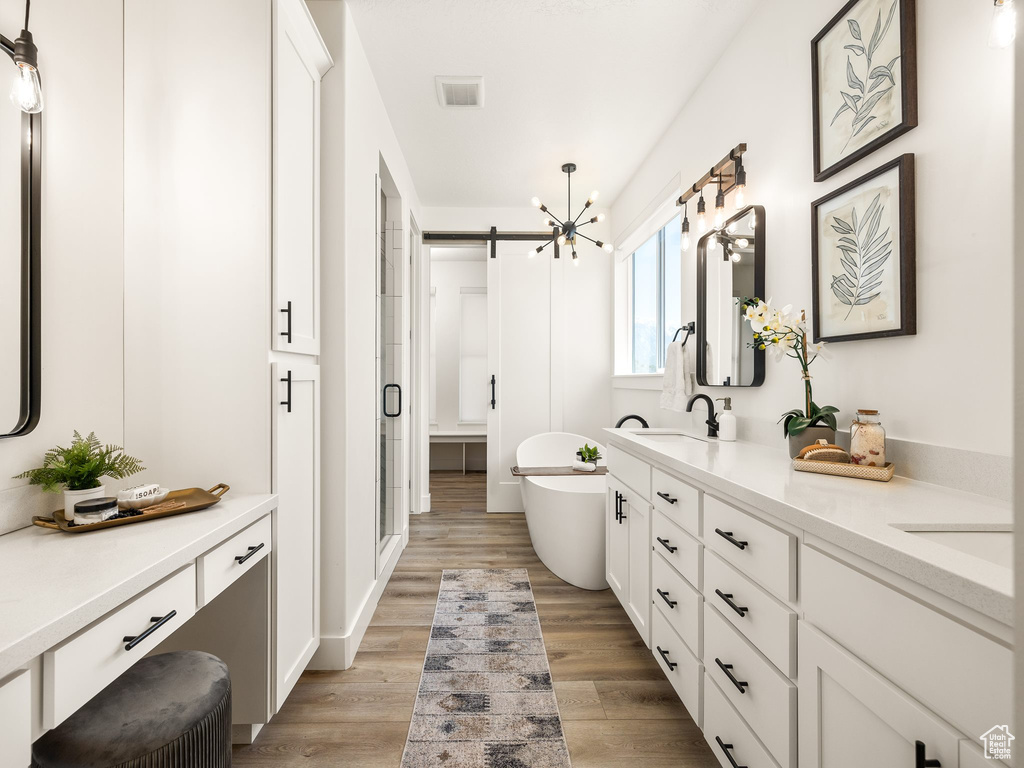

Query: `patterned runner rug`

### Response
(400, 568, 572, 768)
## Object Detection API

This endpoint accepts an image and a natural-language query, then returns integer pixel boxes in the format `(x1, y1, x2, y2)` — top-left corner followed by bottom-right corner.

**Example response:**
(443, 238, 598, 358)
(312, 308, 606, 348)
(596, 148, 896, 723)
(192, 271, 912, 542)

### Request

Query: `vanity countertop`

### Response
(0, 493, 277, 679)
(604, 429, 1013, 626)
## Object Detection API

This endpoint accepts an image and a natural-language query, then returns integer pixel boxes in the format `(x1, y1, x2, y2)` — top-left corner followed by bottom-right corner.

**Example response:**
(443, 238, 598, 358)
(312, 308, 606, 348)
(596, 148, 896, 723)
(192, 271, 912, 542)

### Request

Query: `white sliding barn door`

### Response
(486, 242, 562, 513)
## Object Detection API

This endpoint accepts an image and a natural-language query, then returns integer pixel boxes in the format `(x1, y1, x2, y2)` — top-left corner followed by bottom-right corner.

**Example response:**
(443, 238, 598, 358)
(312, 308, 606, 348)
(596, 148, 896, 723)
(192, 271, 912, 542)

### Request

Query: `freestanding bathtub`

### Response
(516, 432, 609, 590)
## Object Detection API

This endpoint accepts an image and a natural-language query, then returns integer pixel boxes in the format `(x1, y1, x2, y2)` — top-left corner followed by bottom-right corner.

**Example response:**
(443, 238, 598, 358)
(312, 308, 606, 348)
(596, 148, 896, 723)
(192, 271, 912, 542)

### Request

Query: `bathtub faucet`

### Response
(615, 414, 649, 429)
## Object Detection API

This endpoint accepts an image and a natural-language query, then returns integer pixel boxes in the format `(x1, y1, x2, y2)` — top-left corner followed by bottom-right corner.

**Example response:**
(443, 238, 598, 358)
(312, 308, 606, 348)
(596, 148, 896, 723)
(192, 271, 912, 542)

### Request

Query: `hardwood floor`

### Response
(234, 471, 717, 767)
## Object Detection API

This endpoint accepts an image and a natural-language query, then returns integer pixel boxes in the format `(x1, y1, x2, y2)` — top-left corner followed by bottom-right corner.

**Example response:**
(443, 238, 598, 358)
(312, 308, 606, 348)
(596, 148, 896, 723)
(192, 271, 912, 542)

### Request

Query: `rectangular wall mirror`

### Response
(696, 204, 765, 387)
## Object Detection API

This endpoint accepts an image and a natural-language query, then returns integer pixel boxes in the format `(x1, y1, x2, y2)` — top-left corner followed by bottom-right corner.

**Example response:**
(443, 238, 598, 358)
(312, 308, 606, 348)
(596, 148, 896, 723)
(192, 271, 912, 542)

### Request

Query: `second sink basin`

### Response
(901, 528, 1012, 569)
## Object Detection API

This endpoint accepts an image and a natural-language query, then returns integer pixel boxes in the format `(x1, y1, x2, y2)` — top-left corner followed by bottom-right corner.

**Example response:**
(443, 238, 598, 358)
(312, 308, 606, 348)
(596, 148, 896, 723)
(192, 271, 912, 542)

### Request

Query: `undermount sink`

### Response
(900, 528, 1013, 569)
(628, 430, 707, 444)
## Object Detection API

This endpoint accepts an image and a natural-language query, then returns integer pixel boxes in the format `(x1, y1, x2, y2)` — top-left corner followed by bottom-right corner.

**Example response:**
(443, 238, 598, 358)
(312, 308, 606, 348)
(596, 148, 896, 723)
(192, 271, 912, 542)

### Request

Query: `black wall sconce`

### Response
(676, 143, 748, 251)
(1, 0, 43, 114)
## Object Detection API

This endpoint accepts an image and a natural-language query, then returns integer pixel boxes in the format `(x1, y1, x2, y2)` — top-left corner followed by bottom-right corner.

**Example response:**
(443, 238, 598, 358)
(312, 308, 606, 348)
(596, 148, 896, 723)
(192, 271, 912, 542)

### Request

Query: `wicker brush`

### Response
(797, 439, 851, 463)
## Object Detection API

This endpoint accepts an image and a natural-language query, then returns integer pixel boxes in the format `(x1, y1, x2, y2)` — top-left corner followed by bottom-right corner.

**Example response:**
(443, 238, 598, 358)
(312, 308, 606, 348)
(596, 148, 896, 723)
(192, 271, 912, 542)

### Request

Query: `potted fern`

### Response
(15, 431, 145, 518)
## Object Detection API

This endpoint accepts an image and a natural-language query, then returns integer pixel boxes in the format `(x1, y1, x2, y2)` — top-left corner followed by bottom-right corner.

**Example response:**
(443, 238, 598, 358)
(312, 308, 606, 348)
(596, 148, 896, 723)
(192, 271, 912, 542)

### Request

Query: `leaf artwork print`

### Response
(830, 0, 900, 153)
(828, 193, 891, 320)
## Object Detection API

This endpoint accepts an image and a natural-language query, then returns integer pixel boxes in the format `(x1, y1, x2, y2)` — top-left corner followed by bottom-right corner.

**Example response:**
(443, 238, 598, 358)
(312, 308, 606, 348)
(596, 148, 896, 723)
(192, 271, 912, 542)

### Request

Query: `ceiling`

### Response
(346, 0, 758, 210)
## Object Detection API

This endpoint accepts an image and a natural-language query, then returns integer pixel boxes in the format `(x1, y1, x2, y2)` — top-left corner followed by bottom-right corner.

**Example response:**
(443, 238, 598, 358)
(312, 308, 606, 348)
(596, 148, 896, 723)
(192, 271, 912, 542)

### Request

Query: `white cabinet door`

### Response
(606, 486, 629, 603)
(624, 495, 651, 645)
(272, 0, 332, 355)
(799, 622, 962, 768)
(272, 363, 320, 711)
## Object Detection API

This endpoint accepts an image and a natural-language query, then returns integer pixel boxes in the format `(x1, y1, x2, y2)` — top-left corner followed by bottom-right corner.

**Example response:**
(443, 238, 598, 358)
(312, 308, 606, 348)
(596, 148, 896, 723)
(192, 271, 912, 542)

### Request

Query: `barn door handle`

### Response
(490, 375, 496, 409)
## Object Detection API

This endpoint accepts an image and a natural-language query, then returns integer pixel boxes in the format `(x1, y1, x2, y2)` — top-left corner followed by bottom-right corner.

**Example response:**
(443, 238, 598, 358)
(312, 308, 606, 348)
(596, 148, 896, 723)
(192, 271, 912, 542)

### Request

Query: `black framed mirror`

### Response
(696, 205, 764, 388)
(1, 32, 41, 438)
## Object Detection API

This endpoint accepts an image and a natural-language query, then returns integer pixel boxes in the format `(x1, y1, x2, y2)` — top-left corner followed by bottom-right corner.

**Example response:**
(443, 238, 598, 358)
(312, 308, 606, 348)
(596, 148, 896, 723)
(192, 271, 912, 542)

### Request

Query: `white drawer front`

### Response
(652, 552, 702, 658)
(44, 565, 197, 728)
(704, 672, 781, 768)
(704, 495, 795, 602)
(704, 551, 796, 678)
(651, 607, 703, 728)
(705, 603, 796, 768)
(608, 445, 651, 502)
(199, 514, 272, 606)
(0, 670, 31, 768)
(651, 468, 700, 536)
(802, 545, 1012, 747)
(652, 511, 701, 589)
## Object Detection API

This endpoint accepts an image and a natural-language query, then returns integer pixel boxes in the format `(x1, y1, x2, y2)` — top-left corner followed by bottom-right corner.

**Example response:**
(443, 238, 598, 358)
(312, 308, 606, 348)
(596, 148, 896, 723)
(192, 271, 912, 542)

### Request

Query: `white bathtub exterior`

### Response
(516, 433, 609, 590)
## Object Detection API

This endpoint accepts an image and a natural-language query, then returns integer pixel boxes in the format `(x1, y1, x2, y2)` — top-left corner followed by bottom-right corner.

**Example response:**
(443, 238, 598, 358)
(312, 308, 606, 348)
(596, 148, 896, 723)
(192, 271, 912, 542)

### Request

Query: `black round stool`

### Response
(32, 650, 231, 768)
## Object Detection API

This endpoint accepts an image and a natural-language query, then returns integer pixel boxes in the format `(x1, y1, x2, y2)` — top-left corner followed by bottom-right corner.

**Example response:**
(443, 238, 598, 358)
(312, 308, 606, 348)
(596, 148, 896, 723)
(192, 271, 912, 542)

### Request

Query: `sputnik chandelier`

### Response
(528, 163, 613, 265)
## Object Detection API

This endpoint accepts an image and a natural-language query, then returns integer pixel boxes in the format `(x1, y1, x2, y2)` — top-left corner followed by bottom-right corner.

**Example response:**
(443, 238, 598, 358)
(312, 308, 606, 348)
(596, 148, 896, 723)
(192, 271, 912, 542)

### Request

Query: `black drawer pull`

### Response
(614, 491, 621, 522)
(715, 657, 748, 693)
(235, 543, 265, 564)
(619, 495, 627, 523)
(656, 491, 678, 504)
(715, 737, 748, 768)
(714, 528, 748, 550)
(280, 370, 293, 413)
(656, 645, 678, 670)
(280, 300, 292, 344)
(656, 589, 677, 608)
(915, 741, 941, 768)
(656, 537, 677, 553)
(715, 589, 749, 618)
(123, 611, 178, 651)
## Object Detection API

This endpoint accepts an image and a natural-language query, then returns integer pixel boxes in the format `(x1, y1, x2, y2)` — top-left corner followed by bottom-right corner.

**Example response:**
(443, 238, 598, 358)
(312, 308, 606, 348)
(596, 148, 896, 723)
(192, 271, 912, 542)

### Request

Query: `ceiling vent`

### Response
(435, 76, 484, 109)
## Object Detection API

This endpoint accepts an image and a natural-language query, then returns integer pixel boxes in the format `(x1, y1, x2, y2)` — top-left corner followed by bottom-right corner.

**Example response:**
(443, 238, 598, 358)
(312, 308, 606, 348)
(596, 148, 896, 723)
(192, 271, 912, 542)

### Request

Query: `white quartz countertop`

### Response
(0, 493, 277, 678)
(604, 429, 1013, 626)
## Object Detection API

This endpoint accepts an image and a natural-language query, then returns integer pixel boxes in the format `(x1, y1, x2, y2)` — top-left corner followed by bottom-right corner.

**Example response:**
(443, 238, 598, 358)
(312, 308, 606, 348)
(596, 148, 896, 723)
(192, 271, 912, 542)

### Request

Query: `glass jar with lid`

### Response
(850, 410, 886, 466)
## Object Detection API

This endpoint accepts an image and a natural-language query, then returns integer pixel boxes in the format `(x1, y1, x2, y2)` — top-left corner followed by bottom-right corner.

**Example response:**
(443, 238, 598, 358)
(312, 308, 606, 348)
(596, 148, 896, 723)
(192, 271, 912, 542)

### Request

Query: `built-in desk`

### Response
(0, 493, 278, 766)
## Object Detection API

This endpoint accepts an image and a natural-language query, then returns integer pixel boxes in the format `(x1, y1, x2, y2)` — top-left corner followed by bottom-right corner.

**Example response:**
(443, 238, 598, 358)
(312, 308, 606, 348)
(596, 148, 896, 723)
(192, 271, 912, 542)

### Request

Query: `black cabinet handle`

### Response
(715, 589, 749, 618)
(490, 374, 496, 409)
(280, 370, 293, 413)
(235, 543, 265, 564)
(280, 300, 292, 344)
(656, 646, 677, 670)
(715, 737, 748, 768)
(715, 658, 748, 693)
(656, 491, 678, 504)
(618, 495, 627, 524)
(714, 528, 748, 550)
(123, 611, 177, 651)
(383, 383, 402, 418)
(656, 588, 677, 608)
(614, 492, 621, 522)
(915, 741, 941, 768)
(656, 537, 677, 553)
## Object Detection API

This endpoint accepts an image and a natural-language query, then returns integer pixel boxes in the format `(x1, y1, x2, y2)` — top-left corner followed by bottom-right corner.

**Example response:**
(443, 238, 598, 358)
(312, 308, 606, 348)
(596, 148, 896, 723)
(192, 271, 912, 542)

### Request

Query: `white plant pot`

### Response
(64, 486, 106, 520)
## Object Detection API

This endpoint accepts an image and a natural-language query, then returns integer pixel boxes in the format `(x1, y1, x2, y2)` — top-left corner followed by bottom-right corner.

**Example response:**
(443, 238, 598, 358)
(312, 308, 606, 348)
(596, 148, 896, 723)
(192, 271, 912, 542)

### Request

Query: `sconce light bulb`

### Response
(735, 186, 746, 209)
(708, 233, 718, 250)
(556, 235, 567, 247)
(991, 0, 1017, 48)
(681, 233, 691, 252)
(714, 209, 725, 229)
(10, 63, 43, 114)
(697, 212, 708, 234)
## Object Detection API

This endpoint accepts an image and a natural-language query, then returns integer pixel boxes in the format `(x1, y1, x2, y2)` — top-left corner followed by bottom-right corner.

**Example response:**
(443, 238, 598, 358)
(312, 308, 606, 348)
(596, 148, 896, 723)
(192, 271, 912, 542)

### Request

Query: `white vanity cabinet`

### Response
(606, 473, 652, 645)
(0, 670, 31, 766)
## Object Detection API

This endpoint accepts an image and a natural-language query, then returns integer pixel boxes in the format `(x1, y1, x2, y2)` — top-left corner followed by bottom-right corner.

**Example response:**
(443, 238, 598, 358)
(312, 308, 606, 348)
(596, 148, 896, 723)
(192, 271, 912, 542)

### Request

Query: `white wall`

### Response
(0, 0, 124, 533)
(610, 0, 1013, 457)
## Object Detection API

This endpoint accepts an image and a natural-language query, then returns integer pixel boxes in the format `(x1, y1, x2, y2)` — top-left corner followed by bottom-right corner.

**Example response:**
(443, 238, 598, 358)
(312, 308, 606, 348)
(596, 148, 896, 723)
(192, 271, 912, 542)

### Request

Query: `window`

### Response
(628, 214, 681, 373)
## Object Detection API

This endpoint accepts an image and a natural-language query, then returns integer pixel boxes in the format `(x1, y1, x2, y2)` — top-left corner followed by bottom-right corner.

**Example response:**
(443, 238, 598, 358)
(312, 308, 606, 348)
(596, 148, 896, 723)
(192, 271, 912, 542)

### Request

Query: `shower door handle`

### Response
(383, 384, 402, 418)
(490, 375, 496, 409)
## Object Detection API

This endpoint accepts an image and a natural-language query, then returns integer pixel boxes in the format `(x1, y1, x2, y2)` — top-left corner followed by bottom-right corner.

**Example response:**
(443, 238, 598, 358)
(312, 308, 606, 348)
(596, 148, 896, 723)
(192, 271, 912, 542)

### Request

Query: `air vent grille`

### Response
(435, 76, 484, 109)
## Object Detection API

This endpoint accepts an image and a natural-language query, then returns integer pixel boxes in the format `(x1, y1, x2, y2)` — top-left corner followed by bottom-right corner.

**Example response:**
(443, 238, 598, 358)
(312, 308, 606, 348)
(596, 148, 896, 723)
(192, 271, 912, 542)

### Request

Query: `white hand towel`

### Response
(660, 341, 695, 412)
(572, 460, 597, 472)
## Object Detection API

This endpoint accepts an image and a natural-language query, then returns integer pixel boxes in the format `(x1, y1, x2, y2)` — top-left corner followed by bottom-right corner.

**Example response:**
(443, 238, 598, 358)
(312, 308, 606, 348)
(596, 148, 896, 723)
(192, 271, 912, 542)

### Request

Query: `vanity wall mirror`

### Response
(1, 31, 41, 438)
(696, 205, 765, 388)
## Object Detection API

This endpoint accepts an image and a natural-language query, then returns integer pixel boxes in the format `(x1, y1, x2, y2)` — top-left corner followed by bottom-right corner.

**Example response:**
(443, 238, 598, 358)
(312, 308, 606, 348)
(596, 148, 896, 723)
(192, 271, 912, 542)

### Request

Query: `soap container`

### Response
(850, 409, 886, 466)
(716, 398, 737, 442)
(73, 497, 119, 526)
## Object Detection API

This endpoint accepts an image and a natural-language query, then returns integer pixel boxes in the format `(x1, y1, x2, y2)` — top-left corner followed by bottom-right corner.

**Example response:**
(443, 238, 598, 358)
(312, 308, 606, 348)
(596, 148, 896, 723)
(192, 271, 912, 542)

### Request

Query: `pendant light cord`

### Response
(24, 0, 30, 30)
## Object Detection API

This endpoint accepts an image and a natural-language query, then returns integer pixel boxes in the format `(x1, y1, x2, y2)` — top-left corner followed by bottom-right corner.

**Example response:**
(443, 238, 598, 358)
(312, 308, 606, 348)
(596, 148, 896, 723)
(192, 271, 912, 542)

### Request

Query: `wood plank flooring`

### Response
(234, 471, 717, 767)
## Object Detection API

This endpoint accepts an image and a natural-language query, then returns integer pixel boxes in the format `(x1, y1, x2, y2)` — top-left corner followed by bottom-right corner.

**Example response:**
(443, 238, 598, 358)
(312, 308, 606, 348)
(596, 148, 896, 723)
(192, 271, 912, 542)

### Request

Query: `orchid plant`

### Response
(740, 298, 839, 437)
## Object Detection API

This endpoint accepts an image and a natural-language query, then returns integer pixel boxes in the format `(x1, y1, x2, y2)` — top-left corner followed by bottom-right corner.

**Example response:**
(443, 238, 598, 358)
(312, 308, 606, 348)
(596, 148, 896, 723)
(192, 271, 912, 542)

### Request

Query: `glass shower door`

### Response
(377, 183, 402, 560)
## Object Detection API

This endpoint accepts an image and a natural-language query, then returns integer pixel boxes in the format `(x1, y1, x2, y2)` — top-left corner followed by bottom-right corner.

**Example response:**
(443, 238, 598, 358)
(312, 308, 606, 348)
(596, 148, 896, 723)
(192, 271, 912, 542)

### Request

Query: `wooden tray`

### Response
(32, 484, 230, 533)
(511, 466, 609, 477)
(793, 459, 895, 482)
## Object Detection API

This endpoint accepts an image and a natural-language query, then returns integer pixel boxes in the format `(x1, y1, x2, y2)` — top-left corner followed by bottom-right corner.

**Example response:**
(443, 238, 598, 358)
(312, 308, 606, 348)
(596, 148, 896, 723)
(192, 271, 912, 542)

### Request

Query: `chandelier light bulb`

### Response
(736, 238, 750, 248)
(589, 190, 599, 203)
(531, 196, 541, 208)
(556, 235, 567, 246)
(731, 250, 741, 263)
(991, 0, 1017, 48)
(601, 242, 613, 253)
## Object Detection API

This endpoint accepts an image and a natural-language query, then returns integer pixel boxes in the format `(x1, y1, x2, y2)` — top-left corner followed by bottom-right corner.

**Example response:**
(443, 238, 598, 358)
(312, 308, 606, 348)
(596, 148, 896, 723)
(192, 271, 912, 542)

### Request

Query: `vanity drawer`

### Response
(704, 551, 796, 677)
(704, 672, 781, 768)
(0, 670, 31, 768)
(704, 495, 795, 602)
(652, 511, 701, 589)
(198, 514, 272, 606)
(651, 468, 700, 536)
(802, 545, 1012, 747)
(608, 445, 651, 501)
(652, 552, 702, 657)
(44, 565, 197, 729)
(651, 607, 703, 727)
(704, 603, 796, 768)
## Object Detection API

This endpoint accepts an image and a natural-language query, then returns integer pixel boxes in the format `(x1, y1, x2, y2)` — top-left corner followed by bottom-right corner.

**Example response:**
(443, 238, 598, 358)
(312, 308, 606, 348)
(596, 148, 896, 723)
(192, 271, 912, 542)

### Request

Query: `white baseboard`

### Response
(418, 493, 430, 513)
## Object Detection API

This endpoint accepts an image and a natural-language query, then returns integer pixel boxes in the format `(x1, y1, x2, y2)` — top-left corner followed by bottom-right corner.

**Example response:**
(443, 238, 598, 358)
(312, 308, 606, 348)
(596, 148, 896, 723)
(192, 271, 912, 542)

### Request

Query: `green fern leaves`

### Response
(14, 431, 145, 492)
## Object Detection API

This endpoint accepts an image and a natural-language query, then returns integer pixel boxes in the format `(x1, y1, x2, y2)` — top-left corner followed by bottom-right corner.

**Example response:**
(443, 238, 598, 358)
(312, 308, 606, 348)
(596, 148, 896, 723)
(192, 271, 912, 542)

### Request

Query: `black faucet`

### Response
(686, 394, 719, 438)
(615, 414, 649, 429)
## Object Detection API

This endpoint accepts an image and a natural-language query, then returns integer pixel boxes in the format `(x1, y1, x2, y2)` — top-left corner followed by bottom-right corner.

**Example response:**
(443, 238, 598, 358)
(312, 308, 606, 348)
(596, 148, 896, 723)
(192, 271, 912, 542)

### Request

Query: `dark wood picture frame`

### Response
(811, 154, 916, 343)
(811, 0, 917, 182)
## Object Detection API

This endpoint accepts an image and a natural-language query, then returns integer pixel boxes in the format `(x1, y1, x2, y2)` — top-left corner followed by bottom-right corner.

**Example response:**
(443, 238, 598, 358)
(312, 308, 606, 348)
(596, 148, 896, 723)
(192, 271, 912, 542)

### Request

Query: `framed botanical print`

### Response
(811, 0, 917, 182)
(811, 154, 915, 343)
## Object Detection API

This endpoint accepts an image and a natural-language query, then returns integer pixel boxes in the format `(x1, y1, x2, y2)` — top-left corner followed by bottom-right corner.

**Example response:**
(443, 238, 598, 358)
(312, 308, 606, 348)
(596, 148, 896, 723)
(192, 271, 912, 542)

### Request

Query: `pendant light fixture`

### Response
(733, 157, 746, 209)
(529, 163, 613, 265)
(714, 175, 726, 229)
(2, 0, 43, 114)
(680, 202, 691, 252)
(696, 191, 708, 233)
